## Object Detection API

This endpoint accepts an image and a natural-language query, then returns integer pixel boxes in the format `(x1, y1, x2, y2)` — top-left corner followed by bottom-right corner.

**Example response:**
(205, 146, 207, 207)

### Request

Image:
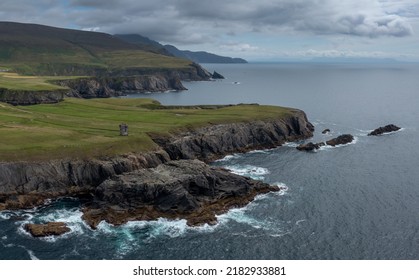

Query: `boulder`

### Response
(322, 129, 331, 134)
(296, 142, 325, 151)
(326, 134, 354, 146)
(368, 124, 401, 136)
(24, 222, 70, 237)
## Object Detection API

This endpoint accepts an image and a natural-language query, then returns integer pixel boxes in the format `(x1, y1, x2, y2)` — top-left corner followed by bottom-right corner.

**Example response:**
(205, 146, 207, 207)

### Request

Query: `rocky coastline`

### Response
(0, 111, 314, 232)
(0, 63, 213, 105)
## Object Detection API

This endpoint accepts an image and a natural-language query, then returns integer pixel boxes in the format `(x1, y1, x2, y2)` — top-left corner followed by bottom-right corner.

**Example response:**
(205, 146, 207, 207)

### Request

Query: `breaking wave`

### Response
(224, 164, 270, 180)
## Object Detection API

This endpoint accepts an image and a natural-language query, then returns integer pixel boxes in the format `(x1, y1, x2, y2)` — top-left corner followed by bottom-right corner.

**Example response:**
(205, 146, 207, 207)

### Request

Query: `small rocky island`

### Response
(296, 134, 354, 151)
(24, 222, 70, 237)
(368, 124, 401, 136)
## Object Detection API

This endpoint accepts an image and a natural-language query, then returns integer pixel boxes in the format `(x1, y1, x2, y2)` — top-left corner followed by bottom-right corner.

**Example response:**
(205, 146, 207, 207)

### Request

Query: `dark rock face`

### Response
(0, 151, 170, 210)
(24, 222, 70, 237)
(326, 134, 354, 146)
(368, 124, 401, 136)
(82, 160, 280, 228)
(153, 110, 314, 162)
(57, 75, 187, 99)
(0, 89, 65, 105)
(322, 129, 331, 134)
(212, 71, 225, 79)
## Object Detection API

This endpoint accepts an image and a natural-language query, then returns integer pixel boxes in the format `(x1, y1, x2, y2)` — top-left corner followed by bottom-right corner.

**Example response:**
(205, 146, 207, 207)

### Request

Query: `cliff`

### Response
(0, 112, 314, 226)
(0, 63, 212, 105)
(57, 75, 186, 98)
(152, 109, 314, 162)
(0, 88, 66, 105)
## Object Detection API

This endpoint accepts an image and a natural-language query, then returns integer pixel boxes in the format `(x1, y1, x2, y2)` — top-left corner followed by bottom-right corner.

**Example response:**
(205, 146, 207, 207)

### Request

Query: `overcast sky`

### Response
(1, 0, 418, 61)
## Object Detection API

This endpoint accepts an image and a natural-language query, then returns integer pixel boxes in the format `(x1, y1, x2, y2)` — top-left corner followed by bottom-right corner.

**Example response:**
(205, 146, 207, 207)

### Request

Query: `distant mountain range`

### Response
(115, 34, 247, 64)
(0, 21, 246, 77)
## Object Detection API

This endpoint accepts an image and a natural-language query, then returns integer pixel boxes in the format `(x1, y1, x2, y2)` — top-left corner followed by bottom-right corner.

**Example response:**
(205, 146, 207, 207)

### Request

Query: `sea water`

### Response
(1, 62, 419, 259)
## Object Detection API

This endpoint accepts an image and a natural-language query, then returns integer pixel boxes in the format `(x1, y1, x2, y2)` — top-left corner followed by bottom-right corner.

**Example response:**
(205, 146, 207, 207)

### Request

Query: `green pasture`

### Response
(0, 98, 292, 161)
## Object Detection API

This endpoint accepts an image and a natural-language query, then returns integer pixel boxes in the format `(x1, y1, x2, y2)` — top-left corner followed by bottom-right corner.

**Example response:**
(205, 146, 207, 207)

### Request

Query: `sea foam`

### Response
(224, 164, 270, 180)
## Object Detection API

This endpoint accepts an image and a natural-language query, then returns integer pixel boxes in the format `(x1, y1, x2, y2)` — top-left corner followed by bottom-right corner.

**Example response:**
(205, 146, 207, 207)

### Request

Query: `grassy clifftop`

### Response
(0, 98, 293, 161)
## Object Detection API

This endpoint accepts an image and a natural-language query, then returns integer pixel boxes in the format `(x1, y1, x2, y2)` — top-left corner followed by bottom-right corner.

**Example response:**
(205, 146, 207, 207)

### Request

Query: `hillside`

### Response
(164, 45, 248, 64)
(114, 34, 172, 56)
(114, 33, 247, 64)
(0, 22, 194, 76)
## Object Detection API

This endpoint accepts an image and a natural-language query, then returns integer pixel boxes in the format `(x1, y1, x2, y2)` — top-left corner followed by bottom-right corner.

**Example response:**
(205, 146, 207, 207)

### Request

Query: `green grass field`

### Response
(0, 72, 79, 91)
(0, 98, 293, 161)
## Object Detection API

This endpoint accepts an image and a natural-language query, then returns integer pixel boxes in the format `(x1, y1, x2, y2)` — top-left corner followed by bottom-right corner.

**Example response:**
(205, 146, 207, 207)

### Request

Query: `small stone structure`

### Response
(119, 123, 128, 136)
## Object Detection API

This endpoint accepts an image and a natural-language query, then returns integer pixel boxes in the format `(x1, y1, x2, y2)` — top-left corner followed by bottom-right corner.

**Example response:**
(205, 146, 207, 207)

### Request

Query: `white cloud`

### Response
(220, 43, 259, 52)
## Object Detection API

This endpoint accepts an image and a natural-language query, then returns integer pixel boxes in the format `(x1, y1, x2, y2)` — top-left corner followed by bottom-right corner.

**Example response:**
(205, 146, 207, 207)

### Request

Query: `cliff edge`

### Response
(0, 110, 314, 227)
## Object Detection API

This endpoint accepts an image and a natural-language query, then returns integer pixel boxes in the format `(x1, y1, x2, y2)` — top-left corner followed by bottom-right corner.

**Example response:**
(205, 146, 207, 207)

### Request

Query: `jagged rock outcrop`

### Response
(0, 88, 66, 105)
(153, 109, 314, 162)
(212, 71, 225, 79)
(368, 124, 401, 136)
(82, 160, 280, 228)
(326, 134, 354, 146)
(0, 151, 170, 210)
(24, 222, 70, 237)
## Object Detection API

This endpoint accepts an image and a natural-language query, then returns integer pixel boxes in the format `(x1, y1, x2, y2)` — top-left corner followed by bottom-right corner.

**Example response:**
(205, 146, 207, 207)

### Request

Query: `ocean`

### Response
(1, 62, 419, 259)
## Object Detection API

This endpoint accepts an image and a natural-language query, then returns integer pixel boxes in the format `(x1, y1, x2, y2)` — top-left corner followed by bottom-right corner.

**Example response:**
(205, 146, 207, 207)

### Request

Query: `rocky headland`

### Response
(0, 110, 314, 230)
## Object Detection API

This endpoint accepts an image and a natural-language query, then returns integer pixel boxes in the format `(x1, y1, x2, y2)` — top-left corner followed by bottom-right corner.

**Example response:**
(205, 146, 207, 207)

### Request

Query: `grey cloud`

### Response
(0, 0, 414, 45)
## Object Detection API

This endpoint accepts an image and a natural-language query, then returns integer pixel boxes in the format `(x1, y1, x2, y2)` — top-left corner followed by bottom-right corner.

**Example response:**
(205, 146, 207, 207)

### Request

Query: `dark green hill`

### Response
(114, 33, 247, 64)
(0, 22, 194, 75)
(114, 34, 172, 56)
(164, 45, 247, 64)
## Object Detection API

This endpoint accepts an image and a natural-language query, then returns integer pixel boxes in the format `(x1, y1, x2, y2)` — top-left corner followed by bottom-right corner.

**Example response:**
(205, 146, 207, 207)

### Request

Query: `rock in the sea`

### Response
(322, 129, 331, 134)
(296, 142, 325, 151)
(82, 159, 280, 228)
(326, 134, 354, 146)
(368, 124, 401, 136)
(24, 222, 70, 237)
(212, 71, 225, 79)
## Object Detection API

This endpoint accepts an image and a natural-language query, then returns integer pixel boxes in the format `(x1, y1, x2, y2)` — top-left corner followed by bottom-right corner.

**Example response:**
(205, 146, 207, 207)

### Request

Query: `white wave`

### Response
(217, 207, 264, 229)
(0, 212, 12, 220)
(146, 218, 188, 239)
(214, 154, 241, 162)
(224, 165, 270, 180)
(97, 217, 189, 240)
(1, 236, 7, 240)
(27, 249, 39, 260)
(283, 142, 299, 148)
(247, 148, 274, 154)
(318, 136, 358, 151)
(295, 219, 307, 226)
